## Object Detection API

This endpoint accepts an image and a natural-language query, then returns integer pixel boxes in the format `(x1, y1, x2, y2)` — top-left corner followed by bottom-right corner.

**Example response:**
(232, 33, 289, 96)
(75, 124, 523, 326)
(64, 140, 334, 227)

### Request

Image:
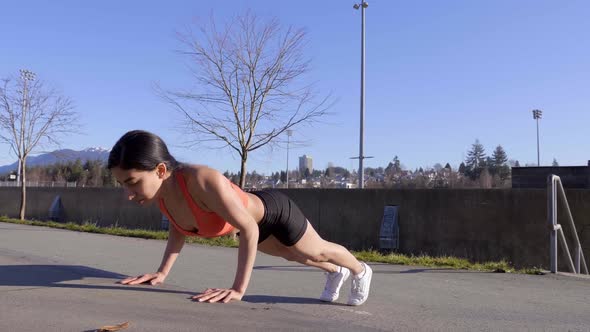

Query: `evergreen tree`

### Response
(465, 139, 486, 179)
(458, 162, 466, 175)
(102, 168, 117, 187)
(392, 156, 401, 172)
(492, 145, 508, 167)
(68, 159, 84, 182)
(492, 145, 509, 180)
(385, 155, 402, 175)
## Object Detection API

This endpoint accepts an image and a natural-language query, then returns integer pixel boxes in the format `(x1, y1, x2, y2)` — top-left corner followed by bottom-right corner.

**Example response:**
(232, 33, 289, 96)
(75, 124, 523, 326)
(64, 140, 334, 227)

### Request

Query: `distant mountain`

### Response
(0, 147, 110, 175)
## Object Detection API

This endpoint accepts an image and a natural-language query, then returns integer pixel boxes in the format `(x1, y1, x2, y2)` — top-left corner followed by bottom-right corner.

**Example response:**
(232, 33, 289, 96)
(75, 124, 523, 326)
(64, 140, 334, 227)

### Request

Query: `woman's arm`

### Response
(120, 225, 185, 285)
(188, 167, 259, 303)
(157, 225, 186, 277)
(230, 213, 258, 294)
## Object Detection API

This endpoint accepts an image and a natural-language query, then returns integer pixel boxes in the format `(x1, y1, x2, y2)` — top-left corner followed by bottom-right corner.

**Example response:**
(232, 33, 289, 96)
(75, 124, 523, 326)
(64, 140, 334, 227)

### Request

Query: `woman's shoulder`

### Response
(180, 164, 224, 188)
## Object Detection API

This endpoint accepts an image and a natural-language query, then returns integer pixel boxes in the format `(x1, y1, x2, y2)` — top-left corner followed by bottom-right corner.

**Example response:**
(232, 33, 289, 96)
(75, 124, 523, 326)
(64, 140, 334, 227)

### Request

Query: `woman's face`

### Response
(111, 166, 163, 206)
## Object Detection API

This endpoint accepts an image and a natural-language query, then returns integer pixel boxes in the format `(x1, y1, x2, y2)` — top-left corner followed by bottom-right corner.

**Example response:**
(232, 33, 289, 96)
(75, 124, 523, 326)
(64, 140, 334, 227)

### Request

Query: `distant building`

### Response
(511, 161, 590, 189)
(299, 155, 313, 175)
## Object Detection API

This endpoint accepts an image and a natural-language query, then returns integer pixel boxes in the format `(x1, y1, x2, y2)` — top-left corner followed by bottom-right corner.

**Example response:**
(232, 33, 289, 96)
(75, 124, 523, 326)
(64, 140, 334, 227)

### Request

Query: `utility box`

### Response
(49, 196, 63, 222)
(161, 214, 169, 230)
(379, 205, 399, 251)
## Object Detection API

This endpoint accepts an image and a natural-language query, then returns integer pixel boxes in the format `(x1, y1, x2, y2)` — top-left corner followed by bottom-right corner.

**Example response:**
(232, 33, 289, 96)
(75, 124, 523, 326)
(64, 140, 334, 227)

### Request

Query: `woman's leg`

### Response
(287, 221, 364, 275)
(258, 235, 340, 273)
(253, 190, 370, 304)
(286, 221, 372, 305)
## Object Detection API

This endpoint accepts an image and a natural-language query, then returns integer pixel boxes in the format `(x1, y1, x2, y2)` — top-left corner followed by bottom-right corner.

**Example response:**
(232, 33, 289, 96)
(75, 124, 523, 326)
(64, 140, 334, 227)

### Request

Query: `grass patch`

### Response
(0, 216, 544, 275)
(352, 250, 532, 273)
(0, 216, 235, 247)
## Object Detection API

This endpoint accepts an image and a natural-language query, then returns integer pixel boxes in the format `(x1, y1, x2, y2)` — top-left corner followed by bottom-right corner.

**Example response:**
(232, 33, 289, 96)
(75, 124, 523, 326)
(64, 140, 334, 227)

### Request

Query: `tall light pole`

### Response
(352, 2, 372, 188)
(17, 69, 36, 185)
(286, 129, 293, 188)
(532, 109, 542, 166)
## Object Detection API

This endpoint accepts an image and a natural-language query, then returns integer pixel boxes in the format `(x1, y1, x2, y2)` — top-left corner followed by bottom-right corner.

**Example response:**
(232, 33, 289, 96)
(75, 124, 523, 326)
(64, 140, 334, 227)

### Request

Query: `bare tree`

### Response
(158, 11, 332, 187)
(0, 70, 78, 220)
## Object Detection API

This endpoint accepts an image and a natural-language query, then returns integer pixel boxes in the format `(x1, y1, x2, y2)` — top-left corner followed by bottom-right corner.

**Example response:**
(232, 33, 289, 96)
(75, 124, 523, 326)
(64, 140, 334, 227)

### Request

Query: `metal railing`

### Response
(547, 175, 588, 274)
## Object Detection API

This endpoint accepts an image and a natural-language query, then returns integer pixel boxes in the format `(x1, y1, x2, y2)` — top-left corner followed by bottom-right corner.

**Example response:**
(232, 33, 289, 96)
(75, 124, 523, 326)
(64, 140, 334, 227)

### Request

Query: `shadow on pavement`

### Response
(398, 268, 491, 274)
(243, 294, 340, 305)
(253, 265, 322, 273)
(0, 224, 68, 232)
(254, 264, 490, 275)
(0, 264, 193, 295)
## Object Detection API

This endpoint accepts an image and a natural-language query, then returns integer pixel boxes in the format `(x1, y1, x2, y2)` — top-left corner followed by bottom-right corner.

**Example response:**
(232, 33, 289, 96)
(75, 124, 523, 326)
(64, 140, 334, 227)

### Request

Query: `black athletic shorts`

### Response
(250, 190, 308, 246)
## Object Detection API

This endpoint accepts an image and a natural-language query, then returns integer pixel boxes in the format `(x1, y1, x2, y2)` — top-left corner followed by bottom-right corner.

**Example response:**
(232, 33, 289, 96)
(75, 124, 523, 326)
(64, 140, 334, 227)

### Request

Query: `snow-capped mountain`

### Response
(0, 147, 110, 175)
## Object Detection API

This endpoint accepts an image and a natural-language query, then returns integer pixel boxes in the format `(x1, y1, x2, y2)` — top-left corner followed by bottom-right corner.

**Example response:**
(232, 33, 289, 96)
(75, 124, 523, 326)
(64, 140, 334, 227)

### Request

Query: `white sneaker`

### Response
(347, 262, 372, 306)
(320, 266, 351, 302)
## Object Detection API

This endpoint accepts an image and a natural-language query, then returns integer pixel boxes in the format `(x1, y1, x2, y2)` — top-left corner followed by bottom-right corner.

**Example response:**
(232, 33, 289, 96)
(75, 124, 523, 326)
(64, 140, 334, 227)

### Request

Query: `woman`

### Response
(108, 130, 372, 305)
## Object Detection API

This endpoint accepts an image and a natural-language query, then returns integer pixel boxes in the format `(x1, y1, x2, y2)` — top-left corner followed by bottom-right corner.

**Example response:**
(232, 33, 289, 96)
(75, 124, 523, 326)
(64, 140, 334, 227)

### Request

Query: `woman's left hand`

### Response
(191, 288, 244, 303)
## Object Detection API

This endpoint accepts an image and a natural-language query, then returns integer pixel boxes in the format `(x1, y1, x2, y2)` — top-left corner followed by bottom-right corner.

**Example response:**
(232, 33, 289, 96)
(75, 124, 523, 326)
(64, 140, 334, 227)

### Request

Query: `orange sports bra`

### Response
(158, 170, 248, 238)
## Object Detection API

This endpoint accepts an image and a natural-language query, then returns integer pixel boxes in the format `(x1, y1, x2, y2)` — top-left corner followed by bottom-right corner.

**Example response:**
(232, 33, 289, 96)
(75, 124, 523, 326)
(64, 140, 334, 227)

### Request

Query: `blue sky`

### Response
(1, 0, 589, 174)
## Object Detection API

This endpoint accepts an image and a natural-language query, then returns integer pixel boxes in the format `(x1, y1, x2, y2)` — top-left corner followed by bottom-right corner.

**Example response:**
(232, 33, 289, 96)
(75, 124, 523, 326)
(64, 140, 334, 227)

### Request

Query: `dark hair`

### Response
(108, 130, 181, 171)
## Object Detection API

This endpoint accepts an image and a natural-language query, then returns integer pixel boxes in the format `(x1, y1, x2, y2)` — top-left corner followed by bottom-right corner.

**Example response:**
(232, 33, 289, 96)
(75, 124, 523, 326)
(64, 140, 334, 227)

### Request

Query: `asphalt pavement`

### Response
(1, 222, 589, 331)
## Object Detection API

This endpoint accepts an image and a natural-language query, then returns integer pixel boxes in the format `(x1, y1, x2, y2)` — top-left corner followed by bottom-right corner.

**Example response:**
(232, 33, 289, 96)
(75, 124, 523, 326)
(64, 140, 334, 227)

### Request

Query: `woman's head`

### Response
(108, 130, 180, 205)
(108, 130, 179, 171)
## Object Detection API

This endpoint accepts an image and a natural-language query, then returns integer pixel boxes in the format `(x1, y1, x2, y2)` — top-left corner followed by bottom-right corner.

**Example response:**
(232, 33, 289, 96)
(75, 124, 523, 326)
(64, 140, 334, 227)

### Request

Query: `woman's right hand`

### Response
(119, 272, 167, 286)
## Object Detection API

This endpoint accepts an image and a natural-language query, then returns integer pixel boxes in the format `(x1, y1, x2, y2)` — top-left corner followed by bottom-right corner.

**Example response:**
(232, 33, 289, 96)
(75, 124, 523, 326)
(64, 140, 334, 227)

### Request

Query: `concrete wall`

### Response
(1, 187, 588, 269)
(0, 187, 161, 229)
(512, 166, 590, 189)
(283, 189, 590, 269)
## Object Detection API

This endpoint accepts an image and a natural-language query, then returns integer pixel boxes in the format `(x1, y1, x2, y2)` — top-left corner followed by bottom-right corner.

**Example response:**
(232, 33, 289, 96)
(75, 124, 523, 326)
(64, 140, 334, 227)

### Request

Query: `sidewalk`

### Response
(1, 222, 589, 331)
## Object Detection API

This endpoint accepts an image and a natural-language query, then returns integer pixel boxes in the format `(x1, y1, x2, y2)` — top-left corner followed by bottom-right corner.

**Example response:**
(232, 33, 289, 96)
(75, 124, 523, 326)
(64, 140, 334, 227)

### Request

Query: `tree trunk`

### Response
(239, 152, 247, 188)
(19, 158, 26, 220)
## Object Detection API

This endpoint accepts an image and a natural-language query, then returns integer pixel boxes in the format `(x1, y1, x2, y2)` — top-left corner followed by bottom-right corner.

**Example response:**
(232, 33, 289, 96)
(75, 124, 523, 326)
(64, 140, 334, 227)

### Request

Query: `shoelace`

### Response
(351, 277, 364, 294)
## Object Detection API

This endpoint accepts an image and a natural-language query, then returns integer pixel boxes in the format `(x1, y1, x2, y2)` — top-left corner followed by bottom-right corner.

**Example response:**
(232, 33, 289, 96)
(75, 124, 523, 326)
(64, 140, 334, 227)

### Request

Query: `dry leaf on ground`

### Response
(98, 321, 130, 332)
